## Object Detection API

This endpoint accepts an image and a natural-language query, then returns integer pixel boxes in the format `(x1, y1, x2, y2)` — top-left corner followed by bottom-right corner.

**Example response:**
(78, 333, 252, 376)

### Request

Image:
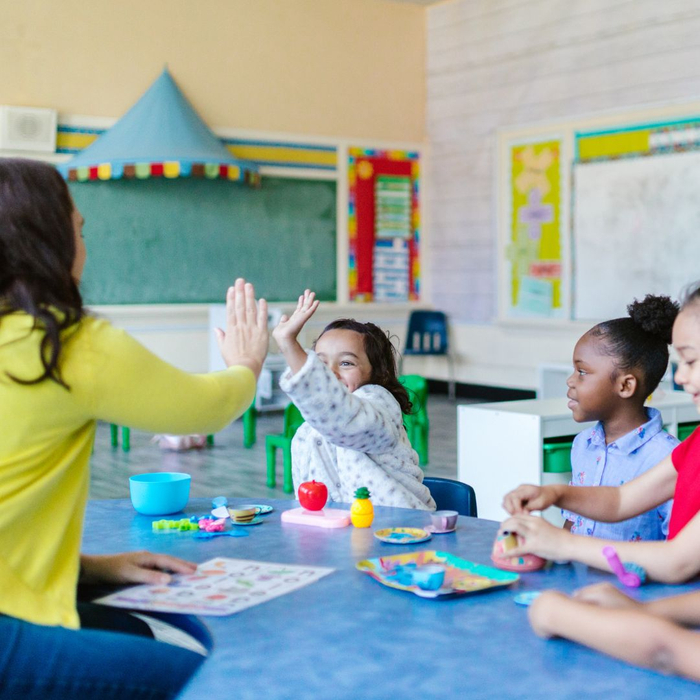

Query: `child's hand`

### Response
(215, 278, 269, 377)
(496, 513, 568, 560)
(502, 484, 558, 514)
(272, 289, 320, 350)
(528, 590, 570, 638)
(80, 552, 198, 585)
(573, 582, 642, 610)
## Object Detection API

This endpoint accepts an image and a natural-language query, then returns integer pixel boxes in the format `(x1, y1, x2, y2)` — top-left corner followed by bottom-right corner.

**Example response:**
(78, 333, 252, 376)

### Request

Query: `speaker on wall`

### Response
(0, 106, 57, 153)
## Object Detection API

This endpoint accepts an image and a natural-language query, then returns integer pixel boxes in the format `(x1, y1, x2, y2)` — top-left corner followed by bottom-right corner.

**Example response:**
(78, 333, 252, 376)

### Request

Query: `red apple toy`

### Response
(298, 480, 328, 511)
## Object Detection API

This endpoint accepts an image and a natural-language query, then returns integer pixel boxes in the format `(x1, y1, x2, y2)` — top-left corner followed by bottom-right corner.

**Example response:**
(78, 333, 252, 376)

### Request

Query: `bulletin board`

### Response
(347, 148, 420, 302)
(498, 102, 700, 322)
(504, 138, 564, 318)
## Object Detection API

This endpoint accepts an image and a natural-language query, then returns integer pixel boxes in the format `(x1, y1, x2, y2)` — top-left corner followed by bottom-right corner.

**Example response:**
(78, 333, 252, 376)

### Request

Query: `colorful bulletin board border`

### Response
(505, 138, 564, 318)
(576, 116, 700, 162)
(347, 148, 420, 302)
(57, 125, 337, 172)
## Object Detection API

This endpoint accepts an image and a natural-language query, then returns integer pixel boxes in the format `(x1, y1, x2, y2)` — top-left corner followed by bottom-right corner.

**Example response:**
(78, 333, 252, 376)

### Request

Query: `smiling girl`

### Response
(561, 294, 679, 541)
(272, 290, 435, 510)
(499, 282, 700, 583)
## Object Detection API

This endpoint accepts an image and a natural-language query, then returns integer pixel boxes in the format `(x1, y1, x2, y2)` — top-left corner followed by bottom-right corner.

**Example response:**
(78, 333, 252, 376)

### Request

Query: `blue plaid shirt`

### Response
(563, 408, 677, 541)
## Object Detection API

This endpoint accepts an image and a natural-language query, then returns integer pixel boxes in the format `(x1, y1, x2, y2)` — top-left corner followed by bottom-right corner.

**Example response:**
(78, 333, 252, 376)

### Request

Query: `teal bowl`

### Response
(129, 472, 191, 515)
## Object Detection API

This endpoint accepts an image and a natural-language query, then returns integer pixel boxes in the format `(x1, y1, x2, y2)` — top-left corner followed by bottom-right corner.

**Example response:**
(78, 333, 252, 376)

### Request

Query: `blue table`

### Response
(82, 499, 700, 699)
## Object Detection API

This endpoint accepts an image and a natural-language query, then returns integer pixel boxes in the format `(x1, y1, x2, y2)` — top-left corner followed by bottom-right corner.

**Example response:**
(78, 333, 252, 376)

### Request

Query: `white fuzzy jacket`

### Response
(279, 351, 435, 511)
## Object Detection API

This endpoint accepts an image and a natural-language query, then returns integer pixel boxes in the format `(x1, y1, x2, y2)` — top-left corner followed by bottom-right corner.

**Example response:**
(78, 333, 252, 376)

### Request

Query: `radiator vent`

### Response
(0, 106, 57, 153)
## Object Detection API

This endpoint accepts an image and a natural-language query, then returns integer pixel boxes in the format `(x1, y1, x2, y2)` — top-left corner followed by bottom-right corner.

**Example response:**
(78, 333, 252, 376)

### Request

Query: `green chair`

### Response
(265, 402, 304, 493)
(242, 403, 257, 448)
(400, 374, 429, 466)
(110, 423, 131, 452)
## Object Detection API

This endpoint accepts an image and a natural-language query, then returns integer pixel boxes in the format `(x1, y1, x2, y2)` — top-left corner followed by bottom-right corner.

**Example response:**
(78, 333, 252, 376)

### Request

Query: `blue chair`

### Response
(401, 310, 455, 400)
(423, 476, 477, 517)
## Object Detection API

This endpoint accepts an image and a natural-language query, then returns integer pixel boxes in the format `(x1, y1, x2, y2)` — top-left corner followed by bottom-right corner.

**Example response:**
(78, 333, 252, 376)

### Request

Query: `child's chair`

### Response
(399, 374, 429, 466)
(265, 402, 305, 493)
(401, 310, 455, 400)
(422, 476, 477, 517)
(242, 403, 257, 448)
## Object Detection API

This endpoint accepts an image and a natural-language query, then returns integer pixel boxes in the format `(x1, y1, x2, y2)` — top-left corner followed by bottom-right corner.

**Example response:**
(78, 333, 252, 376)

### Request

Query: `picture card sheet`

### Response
(96, 557, 335, 616)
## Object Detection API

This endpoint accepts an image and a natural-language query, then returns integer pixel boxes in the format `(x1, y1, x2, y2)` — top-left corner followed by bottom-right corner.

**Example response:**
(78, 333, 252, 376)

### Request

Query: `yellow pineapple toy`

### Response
(351, 487, 374, 528)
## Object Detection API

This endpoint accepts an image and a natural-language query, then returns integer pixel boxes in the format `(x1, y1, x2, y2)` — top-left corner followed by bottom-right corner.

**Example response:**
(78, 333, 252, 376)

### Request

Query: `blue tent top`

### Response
(58, 69, 258, 184)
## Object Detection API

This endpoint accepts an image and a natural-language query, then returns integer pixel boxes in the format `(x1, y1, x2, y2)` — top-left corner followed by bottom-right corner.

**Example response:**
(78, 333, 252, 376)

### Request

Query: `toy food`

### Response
(490, 531, 546, 573)
(298, 480, 328, 511)
(350, 487, 374, 528)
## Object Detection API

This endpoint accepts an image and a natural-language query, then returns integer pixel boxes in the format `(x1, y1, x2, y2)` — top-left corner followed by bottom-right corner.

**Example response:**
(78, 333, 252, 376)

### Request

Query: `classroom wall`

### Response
(0, 0, 425, 143)
(0, 0, 429, 374)
(425, 0, 700, 388)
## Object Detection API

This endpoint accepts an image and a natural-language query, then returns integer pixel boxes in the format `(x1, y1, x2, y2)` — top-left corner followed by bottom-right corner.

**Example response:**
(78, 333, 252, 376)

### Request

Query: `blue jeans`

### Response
(0, 607, 204, 700)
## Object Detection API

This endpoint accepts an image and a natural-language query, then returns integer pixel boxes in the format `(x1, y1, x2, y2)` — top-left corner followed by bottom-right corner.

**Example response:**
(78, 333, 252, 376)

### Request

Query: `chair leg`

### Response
(416, 426, 429, 466)
(266, 441, 277, 488)
(122, 426, 130, 452)
(282, 444, 294, 494)
(110, 423, 119, 448)
(447, 354, 456, 401)
(243, 406, 257, 448)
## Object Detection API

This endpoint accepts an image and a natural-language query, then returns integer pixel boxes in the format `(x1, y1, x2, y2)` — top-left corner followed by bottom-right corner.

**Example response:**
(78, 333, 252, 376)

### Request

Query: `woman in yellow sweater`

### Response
(0, 159, 269, 699)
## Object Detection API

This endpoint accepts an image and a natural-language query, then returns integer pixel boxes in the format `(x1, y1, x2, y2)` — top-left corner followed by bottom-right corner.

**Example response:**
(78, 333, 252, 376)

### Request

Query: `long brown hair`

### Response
(315, 318, 412, 414)
(0, 159, 84, 387)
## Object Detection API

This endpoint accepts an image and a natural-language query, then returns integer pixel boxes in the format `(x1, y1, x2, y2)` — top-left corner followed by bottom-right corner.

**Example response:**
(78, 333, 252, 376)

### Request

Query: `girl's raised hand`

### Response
(215, 278, 269, 377)
(272, 289, 320, 349)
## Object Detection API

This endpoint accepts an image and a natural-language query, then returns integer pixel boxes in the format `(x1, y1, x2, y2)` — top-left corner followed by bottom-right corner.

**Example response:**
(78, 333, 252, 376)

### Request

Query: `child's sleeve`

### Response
(279, 351, 402, 453)
(65, 318, 256, 434)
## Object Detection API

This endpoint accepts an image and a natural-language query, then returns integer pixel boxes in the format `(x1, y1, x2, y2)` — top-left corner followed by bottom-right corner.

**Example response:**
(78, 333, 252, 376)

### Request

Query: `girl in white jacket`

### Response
(274, 290, 435, 511)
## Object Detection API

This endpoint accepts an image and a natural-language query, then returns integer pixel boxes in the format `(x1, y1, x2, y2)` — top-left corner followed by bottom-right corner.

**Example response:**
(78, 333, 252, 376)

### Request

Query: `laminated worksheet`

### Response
(96, 558, 335, 616)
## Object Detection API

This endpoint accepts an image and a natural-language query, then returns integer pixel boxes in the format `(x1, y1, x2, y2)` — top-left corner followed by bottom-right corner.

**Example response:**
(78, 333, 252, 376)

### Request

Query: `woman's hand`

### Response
(272, 289, 319, 351)
(80, 552, 197, 586)
(215, 278, 269, 377)
(496, 513, 570, 560)
(502, 483, 559, 515)
(573, 582, 642, 611)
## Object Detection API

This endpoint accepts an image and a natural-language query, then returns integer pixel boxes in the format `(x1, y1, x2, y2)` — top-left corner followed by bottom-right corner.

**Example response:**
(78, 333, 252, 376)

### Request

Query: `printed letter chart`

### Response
(96, 558, 335, 616)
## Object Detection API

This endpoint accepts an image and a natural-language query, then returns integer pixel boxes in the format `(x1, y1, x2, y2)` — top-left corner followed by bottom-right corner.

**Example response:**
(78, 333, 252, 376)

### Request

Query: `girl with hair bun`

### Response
(500, 283, 700, 582)
(497, 284, 700, 682)
(560, 293, 680, 541)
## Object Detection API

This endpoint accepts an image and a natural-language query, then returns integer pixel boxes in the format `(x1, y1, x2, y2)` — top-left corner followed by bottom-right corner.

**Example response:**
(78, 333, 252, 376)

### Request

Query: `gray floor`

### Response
(89, 394, 472, 500)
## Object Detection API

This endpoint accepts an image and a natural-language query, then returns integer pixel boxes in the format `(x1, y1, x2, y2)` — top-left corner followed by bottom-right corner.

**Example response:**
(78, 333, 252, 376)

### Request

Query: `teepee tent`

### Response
(58, 69, 258, 184)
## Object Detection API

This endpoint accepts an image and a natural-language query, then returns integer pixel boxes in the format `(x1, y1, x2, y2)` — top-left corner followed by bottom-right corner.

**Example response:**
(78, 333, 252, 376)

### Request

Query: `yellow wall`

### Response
(0, 0, 425, 142)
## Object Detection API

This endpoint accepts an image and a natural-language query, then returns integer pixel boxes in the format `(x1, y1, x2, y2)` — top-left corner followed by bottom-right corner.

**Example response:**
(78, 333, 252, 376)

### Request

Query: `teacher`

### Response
(0, 158, 269, 699)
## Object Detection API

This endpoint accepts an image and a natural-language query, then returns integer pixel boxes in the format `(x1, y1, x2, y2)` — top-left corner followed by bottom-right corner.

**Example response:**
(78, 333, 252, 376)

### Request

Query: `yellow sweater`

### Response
(0, 312, 256, 629)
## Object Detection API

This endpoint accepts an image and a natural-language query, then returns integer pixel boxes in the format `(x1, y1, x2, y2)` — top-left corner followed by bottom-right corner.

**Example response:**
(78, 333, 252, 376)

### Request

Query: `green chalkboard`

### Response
(69, 177, 337, 304)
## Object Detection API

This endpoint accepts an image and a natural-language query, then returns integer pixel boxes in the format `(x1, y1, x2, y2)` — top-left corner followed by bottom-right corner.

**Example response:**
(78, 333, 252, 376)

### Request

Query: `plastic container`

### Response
(677, 422, 700, 442)
(129, 472, 191, 515)
(542, 436, 575, 473)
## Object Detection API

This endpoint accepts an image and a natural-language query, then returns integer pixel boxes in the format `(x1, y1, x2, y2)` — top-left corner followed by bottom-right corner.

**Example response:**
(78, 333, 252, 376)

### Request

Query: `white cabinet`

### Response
(458, 392, 697, 525)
